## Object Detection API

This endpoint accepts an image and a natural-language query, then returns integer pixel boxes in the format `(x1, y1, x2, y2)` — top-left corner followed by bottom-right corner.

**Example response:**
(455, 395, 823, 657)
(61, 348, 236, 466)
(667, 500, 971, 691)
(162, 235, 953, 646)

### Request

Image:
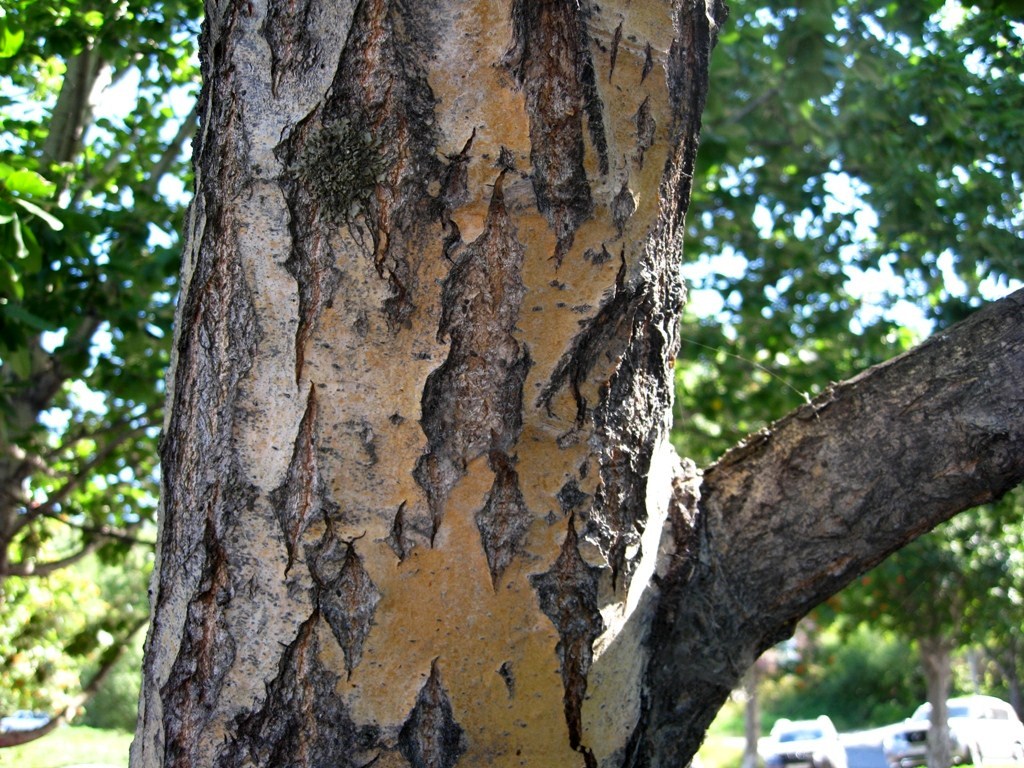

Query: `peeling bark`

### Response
(414, 173, 531, 538)
(476, 450, 532, 587)
(220, 613, 375, 768)
(399, 661, 467, 768)
(506, 0, 606, 263)
(531, 518, 605, 767)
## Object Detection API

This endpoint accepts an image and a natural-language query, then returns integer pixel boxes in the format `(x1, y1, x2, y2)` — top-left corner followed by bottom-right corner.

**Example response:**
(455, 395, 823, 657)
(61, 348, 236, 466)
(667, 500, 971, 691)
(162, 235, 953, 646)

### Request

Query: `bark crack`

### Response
(398, 659, 467, 768)
(505, 0, 608, 264)
(530, 517, 604, 768)
(270, 384, 339, 571)
(414, 173, 531, 541)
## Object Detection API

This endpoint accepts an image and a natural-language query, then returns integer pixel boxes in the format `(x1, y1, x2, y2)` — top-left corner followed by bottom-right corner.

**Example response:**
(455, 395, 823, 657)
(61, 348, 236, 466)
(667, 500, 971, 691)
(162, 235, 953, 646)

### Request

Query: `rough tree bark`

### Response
(132, 1, 1024, 767)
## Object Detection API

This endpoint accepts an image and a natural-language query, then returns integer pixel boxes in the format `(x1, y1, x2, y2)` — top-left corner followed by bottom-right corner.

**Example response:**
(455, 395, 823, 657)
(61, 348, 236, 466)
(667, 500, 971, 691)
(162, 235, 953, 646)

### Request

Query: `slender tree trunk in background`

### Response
(742, 666, 761, 768)
(922, 638, 954, 768)
(132, 0, 1024, 766)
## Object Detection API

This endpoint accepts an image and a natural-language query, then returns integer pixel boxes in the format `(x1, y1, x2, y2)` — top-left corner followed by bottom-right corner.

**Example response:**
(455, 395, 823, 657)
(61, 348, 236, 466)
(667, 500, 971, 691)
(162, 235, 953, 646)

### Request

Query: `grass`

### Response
(0, 725, 131, 768)
(697, 734, 746, 768)
(1, 725, 741, 768)
(696, 698, 747, 768)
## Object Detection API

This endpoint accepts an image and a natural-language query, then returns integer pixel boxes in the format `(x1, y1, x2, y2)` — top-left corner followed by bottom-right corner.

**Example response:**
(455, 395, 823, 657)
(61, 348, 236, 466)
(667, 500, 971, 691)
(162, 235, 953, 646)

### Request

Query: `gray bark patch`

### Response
(415, 175, 531, 540)
(612, 180, 637, 236)
(153, 34, 260, 760)
(259, 0, 343, 97)
(529, 518, 603, 767)
(311, 536, 381, 678)
(498, 661, 516, 699)
(556, 478, 590, 515)
(159, 520, 237, 768)
(633, 97, 656, 168)
(386, 501, 410, 561)
(398, 660, 467, 768)
(537, 253, 634, 423)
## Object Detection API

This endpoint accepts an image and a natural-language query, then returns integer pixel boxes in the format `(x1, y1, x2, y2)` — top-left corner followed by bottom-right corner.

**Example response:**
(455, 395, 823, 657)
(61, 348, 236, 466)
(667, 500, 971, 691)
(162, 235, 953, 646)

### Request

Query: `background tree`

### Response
(676, 0, 1023, 459)
(133, 1, 1024, 767)
(672, 5, 1023, 765)
(0, 0, 199, 734)
(966, 493, 1024, 715)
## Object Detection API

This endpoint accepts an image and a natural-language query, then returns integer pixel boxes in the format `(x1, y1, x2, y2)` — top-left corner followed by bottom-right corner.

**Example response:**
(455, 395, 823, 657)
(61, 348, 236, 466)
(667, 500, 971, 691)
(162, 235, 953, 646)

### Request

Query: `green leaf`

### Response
(3, 168, 56, 197)
(0, 23, 25, 58)
(4, 346, 31, 378)
(2, 302, 58, 332)
(82, 10, 105, 28)
(0, 255, 23, 300)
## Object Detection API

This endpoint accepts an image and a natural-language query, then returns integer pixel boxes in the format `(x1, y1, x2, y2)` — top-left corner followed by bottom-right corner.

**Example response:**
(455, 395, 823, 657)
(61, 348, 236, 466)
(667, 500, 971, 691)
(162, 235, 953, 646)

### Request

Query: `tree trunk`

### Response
(132, 1, 1024, 767)
(921, 638, 954, 768)
(742, 666, 762, 768)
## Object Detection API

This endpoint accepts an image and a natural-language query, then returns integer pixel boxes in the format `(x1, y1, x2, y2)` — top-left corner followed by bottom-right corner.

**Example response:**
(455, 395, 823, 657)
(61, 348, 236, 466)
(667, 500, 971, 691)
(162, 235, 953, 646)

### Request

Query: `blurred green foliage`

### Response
(0, 0, 198, 717)
(761, 626, 925, 731)
(79, 627, 144, 731)
(675, 0, 1023, 462)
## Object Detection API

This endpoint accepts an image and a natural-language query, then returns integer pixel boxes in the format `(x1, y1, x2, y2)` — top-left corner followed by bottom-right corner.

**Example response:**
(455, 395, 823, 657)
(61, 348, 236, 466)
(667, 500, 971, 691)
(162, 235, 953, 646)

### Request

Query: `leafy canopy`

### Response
(674, 0, 1024, 709)
(675, 0, 1023, 462)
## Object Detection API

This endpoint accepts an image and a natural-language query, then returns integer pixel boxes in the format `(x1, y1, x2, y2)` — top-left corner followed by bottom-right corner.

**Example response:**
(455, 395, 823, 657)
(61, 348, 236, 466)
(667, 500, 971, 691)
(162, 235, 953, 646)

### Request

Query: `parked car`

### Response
(882, 694, 1024, 768)
(762, 715, 849, 768)
(0, 709, 50, 733)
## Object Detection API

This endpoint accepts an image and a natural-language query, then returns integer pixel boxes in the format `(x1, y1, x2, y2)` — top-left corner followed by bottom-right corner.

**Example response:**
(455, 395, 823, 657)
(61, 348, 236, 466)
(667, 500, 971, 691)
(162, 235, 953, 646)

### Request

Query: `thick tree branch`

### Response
(638, 288, 1024, 766)
(41, 513, 153, 548)
(702, 286, 1024, 630)
(40, 46, 105, 173)
(1, 538, 103, 578)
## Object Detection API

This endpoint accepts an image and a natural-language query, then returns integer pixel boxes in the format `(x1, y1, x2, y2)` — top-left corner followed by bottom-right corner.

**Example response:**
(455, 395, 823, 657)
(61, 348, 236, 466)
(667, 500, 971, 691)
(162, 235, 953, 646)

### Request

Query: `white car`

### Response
(0, 709, 50, 732)
(882, 694, 1024, 767)
(762, 715, 849, 768)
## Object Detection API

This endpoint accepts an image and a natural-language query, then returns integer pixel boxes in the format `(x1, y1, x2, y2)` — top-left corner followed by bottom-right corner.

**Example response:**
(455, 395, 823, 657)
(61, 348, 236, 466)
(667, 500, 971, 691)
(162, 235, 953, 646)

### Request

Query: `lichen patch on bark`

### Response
(323, 0, 447, 331)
